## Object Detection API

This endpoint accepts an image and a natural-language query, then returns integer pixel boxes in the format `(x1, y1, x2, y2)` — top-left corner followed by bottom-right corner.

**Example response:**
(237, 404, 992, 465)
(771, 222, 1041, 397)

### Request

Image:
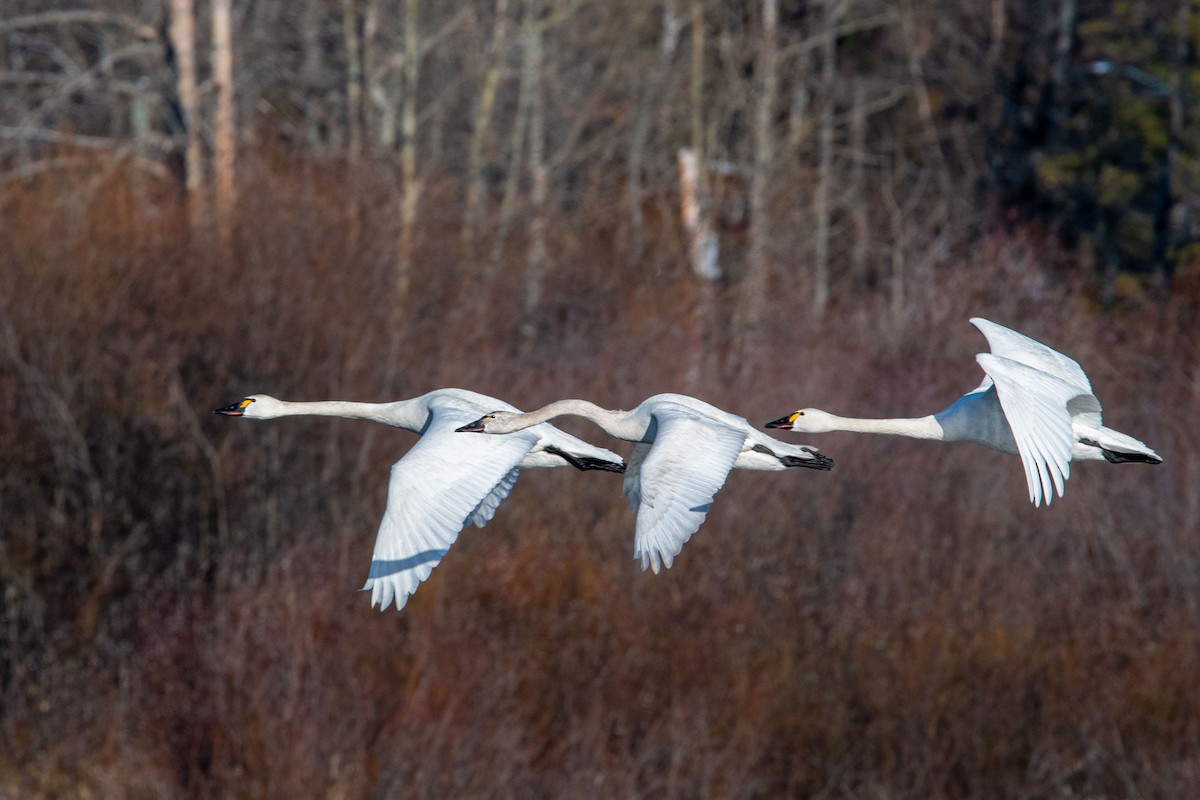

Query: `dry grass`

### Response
(0, 151, 1194, 798)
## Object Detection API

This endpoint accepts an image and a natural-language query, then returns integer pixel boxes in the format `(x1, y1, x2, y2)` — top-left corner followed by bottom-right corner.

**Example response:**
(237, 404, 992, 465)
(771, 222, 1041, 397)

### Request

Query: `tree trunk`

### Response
(396, 0, 421, 308)
(1153, 0, 1190, 299)
(519, 0, 546, 352)
(898, 0, 949, 193)
(689, 0, 705, 173)
(301, 0, 323, 148)
(462, 0, 511, 254)
(491, 0, 535, 269)
(1050, 0, 1077, 105)
(883, 165, 906, 318)
(211, 0, 236, 261)
(343, 0, 364, 160)
(786, 52, 812, 155)
(850, 77, 869, 279)
(737, 0, 778, 366)
(684, 0, 718, 388)
(989, 0, 1007, 66)
(678, 148, 718, 389)
(365, 0, 401, 153)
(168, 0, 204, 239)
(813, 0, 839, 319)
(678, 148, 719, 283)
(626, 0, 682, 267)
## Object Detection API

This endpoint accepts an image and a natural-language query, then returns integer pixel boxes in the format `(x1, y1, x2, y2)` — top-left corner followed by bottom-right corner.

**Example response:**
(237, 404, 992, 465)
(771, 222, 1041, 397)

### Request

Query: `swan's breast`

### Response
(936, 387, 1019, 454)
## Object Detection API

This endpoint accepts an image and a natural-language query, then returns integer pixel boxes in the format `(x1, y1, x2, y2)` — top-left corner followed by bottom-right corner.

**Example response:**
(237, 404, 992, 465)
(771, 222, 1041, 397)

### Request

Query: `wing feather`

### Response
(970, 318, 1093, 395)
(977, 353, 1079, 506)
(632, 406, 746, 573)
(469, 467, 520, 527)
(362, 408, 537, 611)
(623, 442, 652, 512)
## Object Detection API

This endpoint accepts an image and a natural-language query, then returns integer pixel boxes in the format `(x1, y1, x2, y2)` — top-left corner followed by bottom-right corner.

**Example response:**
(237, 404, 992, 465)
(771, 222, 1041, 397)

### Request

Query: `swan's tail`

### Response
(1083, 426, 1162, 465)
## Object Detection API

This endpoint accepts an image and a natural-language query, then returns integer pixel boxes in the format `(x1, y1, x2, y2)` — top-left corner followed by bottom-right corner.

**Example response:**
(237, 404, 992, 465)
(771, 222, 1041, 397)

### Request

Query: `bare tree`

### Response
(736, 0, 779, 365)
(395, 0, 422, 307)
(988, 0, 1007, 74)
(1050, 0, 1077, 108)
(681, 0, 721, 388)
(1154, 0, 1191, 298)
(212, 0, 236, 260)
(344, 0, 365, 159)
(462, 0, 511, 254)
(626, 0, 683, 266)
(850, 77, 869, 280)
(364, 0, 400, 153)
(300, 0, 324, 148)
(168, 0, 205, 237)
(898, 0, 949, 193)
(813, 0, 842, 319)
(490, 0, 542, 273)
(688, 0, 719, 281)
(519, 0, 547, 351)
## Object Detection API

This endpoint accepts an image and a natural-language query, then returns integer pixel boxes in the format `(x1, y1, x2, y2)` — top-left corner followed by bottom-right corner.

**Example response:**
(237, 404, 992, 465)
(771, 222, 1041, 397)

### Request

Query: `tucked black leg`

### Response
(544, 445, 626, 473)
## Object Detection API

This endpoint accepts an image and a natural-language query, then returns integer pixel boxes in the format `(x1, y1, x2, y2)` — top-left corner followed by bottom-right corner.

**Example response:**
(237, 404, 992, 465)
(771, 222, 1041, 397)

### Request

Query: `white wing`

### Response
(622, 442, 652, 512)
(362, 410, 538, 611)
(970, 318, 1093, 395)
(468, 466, 520, 527)
(977, 353, 1079, 507)
(632, 406, 747, 574)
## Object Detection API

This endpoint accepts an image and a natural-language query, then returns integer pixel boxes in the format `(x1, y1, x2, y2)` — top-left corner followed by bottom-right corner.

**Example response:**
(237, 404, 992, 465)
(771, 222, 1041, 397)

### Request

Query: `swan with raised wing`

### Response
(456, 393, 834, 573)
(213, 390, 624, 611)
(765, 318, 1161, 506)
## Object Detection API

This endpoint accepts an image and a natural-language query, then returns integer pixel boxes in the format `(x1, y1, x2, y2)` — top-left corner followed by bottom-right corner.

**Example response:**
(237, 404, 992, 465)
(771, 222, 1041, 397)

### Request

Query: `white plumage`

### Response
(456, 393, 834, 573)
(213, 389, 624, 611)
(766, 317, 1162, 506)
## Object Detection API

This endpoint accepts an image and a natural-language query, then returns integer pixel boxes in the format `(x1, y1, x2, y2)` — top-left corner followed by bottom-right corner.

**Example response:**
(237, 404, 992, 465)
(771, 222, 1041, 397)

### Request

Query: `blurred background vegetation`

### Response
(0, 0, 1195, 796)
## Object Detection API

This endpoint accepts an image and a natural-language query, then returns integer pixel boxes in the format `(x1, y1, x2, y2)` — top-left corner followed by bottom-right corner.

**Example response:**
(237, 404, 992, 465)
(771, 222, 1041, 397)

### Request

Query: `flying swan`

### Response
(456, 393, 834, 573)
(213, 390, 624, 611)
(764, 317, 1161, 506)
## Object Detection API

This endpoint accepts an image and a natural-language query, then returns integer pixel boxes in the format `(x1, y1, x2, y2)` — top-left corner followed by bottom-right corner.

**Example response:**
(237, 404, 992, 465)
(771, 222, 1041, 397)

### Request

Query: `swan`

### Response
(765, 317, 1162, 506)
(455, 393, 834, 573)
(213, 390, 624, 611)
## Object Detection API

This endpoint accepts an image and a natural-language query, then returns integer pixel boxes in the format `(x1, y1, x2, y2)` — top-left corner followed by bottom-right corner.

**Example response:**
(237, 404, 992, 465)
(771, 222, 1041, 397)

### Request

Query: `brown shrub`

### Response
(0, 152, 1194, 798)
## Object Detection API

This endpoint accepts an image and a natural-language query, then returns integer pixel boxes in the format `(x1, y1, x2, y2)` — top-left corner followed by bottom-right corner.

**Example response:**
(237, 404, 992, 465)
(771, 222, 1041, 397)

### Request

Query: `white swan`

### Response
(765, 317, 1162, 506)
(455, 393, 834, 573)
(213, 390, 624, 611)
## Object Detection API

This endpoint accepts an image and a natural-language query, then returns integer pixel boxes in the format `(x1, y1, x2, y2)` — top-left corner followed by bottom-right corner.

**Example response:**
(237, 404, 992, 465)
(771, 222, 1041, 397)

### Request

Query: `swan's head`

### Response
(456, 410, 521, 435)
(212, 394, 283, 419)
(764, 408, 838, 433)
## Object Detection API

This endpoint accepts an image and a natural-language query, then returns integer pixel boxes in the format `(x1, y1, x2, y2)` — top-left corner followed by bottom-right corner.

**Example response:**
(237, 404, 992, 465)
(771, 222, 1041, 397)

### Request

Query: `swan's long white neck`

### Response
(815, 413, 945, 441)
(253, 399, 426, 430)
(490, 399, 642, 440)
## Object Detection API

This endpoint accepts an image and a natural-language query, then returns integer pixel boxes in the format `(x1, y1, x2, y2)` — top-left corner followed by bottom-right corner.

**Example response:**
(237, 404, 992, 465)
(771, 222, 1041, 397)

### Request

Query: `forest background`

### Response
(1, 0, 1197, 796)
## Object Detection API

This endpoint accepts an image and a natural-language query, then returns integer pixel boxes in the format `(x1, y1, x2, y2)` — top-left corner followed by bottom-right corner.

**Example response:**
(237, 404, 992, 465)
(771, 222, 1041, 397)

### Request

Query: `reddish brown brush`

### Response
(0, 154, 1191, 798)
